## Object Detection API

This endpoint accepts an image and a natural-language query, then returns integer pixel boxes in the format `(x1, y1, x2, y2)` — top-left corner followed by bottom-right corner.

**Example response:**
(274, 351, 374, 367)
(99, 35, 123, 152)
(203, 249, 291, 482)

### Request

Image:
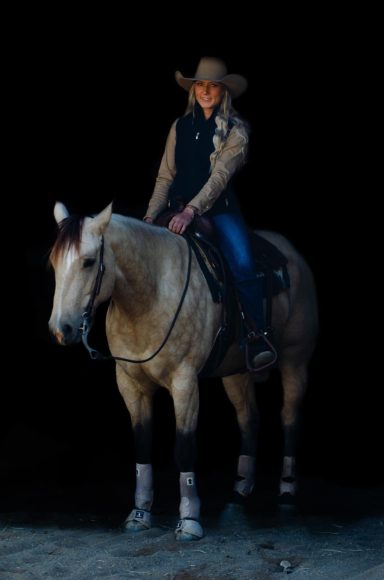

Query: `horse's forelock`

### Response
(49, 215, 84, 267)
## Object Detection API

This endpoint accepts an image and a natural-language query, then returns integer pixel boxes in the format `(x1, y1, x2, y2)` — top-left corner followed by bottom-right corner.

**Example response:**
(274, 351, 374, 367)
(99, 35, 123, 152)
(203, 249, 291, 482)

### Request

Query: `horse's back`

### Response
(256, 229, 317, 298)
(256, 229, 311, 268)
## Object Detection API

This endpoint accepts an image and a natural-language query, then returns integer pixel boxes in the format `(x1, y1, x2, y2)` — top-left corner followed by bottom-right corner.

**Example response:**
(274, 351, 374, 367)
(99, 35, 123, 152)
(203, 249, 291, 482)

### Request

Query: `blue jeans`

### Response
(211, 212, 265, 330)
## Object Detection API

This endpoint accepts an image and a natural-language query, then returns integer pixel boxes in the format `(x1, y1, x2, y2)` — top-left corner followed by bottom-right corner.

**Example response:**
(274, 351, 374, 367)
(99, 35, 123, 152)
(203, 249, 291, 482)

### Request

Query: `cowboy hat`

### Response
(175, 56, 248, 99)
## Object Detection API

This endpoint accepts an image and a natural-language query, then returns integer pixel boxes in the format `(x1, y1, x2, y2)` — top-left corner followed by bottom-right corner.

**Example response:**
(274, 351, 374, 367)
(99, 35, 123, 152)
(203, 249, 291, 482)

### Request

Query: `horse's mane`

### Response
(50, 214, 84, 267)
(49, 212, 174, 268)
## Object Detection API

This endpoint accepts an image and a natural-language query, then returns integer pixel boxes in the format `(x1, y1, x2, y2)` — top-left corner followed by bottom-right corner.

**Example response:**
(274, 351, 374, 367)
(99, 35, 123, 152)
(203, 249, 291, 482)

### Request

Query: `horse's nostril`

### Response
(52, 324, 73, 345)
(63, 324, 73, 337)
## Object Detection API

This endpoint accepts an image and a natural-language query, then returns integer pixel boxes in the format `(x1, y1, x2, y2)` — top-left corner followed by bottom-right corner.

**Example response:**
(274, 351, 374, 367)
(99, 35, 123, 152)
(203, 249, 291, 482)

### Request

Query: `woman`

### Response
(144, 56, 274, 370)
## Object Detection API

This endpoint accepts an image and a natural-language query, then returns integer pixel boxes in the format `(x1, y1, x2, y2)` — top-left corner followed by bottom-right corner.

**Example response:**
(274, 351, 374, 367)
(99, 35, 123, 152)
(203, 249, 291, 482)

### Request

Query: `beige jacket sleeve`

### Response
(144, 120, 178, 220)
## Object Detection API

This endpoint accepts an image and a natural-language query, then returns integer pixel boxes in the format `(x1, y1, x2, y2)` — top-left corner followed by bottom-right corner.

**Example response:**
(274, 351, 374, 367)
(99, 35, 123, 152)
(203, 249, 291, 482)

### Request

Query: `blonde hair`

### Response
(184, 84, 249, 170)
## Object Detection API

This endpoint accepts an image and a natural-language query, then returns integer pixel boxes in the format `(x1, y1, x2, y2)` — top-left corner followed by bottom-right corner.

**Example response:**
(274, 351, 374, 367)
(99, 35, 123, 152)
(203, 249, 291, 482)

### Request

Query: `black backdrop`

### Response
(3, 23, 380, 513)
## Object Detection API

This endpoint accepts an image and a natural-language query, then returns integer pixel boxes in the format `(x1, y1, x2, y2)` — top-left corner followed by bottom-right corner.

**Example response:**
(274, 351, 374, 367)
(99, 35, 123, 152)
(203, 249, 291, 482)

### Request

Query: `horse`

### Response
(48, 201, 318, 541)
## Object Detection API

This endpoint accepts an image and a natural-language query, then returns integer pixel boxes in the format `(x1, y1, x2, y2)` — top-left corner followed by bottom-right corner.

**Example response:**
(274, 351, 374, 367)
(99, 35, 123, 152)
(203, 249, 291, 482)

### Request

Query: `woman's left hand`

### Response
(168, 207, 195, 235)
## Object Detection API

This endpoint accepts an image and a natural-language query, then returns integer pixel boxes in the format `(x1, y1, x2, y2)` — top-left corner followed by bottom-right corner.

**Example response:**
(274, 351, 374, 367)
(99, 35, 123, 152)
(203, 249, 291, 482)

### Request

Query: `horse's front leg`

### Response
(172, 373, 203, 541)
(116, 368, 156, 532)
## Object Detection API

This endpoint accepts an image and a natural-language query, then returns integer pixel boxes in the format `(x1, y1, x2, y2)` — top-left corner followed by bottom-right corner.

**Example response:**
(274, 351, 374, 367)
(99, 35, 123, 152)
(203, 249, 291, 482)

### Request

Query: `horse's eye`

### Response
(83, 258, 96, 269)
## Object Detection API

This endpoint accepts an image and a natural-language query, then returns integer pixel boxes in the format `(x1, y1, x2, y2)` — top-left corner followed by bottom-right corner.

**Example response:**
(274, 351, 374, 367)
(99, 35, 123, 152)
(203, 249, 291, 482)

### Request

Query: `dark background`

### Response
(3, 18, 379, 515)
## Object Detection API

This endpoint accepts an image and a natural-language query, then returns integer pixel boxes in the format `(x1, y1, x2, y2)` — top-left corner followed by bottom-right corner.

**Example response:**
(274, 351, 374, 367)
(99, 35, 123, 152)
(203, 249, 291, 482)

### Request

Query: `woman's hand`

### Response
(143, 217, 154, 224)
(168, 206, 195, 235)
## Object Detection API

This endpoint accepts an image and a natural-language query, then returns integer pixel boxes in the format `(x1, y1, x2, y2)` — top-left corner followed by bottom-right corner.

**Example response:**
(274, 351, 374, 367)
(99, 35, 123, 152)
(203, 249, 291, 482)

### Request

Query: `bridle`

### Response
(79, 236, 106, 352)
(80, 235, 192, 363)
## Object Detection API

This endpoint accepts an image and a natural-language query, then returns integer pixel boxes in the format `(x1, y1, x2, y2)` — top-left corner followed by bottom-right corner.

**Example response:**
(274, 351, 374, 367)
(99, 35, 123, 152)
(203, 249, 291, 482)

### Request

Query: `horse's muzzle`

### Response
(49, 322, 81, 346)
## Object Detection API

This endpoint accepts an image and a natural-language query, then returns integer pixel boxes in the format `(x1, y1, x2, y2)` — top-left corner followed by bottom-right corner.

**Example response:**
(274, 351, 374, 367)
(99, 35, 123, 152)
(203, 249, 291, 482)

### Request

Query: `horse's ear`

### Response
(89, 202, 113, 235)
(54, 201, 70, 224)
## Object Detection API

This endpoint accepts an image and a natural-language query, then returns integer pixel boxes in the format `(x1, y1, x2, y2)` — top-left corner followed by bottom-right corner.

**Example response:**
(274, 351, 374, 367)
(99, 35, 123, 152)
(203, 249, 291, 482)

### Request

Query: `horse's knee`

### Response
(280, 370, 307, 425)
(281, 402, 302, 427)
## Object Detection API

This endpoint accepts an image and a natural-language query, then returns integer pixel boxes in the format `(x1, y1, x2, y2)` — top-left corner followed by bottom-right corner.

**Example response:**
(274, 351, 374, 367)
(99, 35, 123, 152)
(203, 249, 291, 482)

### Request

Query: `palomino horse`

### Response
(49, 202, 318, 540)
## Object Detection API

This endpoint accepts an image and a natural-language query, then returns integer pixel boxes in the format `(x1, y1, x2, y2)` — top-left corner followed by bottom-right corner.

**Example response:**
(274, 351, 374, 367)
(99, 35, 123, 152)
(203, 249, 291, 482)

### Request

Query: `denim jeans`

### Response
(211, 212, 265, 330)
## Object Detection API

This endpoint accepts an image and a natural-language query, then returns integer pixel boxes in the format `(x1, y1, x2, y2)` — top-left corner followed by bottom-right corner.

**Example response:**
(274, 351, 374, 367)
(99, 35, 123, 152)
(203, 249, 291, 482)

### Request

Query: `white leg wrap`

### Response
(135, 463, 153, 511)
(279, 456, 297, 496)
(234, 455, 256, 497)
(179, 472, 200, 520)
(281, 456, 295, 479)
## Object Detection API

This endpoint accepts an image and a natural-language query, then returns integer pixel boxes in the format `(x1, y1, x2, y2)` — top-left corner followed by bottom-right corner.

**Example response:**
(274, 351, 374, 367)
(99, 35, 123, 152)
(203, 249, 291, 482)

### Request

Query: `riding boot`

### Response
(236, 278, 276, 371)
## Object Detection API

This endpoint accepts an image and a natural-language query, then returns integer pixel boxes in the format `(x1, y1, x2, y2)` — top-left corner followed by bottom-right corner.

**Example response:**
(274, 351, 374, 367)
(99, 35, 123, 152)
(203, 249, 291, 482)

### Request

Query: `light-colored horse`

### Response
(49, 202, 318, 540)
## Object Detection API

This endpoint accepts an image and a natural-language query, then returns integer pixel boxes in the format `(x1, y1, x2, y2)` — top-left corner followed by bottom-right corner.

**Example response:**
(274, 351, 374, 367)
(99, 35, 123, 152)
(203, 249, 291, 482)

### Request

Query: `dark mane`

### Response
(49, 214, 84, 267)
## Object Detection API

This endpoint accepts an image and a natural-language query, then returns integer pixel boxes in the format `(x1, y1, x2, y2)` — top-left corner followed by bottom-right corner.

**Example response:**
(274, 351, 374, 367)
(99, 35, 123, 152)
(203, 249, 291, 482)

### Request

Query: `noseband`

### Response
(80, 235, 192, 364)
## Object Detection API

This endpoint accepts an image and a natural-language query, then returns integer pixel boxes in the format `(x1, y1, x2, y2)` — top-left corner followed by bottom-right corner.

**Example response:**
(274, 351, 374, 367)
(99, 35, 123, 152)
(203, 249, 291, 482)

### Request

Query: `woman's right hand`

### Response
(143, 217, 154, 224)
(168, 206, 195, 235)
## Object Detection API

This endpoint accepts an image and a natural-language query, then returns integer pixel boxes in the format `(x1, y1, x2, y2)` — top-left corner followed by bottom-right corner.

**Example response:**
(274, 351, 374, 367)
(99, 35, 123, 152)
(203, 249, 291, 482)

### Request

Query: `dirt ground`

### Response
(1, 472, 383, 579)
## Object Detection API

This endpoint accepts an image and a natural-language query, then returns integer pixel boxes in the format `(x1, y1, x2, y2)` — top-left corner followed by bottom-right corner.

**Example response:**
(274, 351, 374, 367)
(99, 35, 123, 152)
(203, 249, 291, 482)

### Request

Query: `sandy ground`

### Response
(1, 473, 383, 579)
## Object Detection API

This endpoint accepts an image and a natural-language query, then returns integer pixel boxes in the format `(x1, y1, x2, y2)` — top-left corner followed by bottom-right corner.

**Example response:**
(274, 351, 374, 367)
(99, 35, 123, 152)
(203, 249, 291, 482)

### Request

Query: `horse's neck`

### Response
(107, 218, 184, 318)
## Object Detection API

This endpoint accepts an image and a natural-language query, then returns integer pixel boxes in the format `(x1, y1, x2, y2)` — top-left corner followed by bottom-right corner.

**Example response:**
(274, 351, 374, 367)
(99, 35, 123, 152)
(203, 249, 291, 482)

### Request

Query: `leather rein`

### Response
(80, 235, 192, 363)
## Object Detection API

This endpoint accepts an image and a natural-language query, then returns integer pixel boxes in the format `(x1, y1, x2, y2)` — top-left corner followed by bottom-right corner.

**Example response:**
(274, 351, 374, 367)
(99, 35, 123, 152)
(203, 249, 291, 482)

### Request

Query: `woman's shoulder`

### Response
(228, 117, 249, 142)
(229, 114, 249, 130)
(176, 112, 193, 124)
(174, 113, 193, 134)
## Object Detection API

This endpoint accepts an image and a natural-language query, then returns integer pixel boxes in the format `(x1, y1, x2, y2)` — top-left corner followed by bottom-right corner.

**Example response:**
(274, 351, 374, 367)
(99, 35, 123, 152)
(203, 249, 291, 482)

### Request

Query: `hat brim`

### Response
(175, 70, 247, 99)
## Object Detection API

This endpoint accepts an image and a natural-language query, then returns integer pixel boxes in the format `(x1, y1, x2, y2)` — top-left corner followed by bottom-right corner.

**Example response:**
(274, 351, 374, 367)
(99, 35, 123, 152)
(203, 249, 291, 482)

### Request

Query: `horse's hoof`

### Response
(279, 479, 297, 497)
(278, 493, 298, 515)
(219, 501, 247, 526)
(175, 518, 203, 541)
(123, 508, 151, 532)
(278, 491, 296, 504)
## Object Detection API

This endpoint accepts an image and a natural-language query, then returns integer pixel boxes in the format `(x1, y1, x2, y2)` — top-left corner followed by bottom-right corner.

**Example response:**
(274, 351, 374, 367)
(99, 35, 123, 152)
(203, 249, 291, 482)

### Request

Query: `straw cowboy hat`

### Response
(175, 56, 248, 99)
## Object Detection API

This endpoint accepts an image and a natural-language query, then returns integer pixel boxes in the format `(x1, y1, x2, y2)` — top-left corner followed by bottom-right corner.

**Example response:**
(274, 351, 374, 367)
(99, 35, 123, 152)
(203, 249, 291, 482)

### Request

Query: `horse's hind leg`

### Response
(222, 372, 259, 502)
(116, 368, 156, 532)
(279, 362, 308, 501)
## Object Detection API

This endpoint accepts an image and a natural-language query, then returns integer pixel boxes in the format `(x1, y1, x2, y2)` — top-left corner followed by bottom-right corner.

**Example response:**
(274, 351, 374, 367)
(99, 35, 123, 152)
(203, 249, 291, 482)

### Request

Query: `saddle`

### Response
(154, 209, 290, 377)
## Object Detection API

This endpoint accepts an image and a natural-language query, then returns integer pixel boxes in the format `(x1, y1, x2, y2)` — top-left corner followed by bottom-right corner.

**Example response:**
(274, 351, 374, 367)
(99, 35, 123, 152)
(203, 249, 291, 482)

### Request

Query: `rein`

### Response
(80, 234, 193, 363)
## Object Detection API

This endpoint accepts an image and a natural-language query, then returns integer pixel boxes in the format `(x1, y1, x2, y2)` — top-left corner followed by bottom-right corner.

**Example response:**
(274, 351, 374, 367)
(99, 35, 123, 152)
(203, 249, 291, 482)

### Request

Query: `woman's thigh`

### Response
(211, 212, 257, 281)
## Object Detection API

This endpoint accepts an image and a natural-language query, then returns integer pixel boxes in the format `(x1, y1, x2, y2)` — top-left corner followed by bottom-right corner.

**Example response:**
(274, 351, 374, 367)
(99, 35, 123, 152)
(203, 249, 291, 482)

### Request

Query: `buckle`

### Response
(247, 330, 257, 342)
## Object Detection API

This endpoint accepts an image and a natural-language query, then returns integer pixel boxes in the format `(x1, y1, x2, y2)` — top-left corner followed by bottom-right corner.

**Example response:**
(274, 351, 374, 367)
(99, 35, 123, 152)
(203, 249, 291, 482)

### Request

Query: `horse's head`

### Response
(49, 202, 114, 345)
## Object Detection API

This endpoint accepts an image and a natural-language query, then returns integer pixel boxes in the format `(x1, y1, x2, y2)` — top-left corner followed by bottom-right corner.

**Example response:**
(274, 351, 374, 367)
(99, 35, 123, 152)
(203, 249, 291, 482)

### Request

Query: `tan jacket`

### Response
(144, 117, 249, 219)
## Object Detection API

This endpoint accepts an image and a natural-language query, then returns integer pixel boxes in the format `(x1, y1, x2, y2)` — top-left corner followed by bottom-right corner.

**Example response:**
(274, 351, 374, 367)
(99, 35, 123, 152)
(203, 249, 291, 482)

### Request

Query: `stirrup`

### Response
(245, 331, 277, 372)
